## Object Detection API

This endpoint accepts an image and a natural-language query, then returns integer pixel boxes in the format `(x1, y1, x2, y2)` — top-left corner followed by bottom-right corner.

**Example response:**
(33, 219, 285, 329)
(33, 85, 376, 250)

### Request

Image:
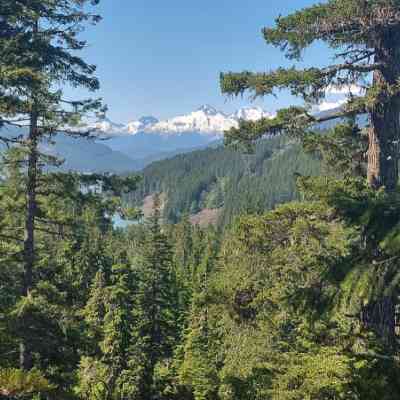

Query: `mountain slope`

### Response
(125, 135, 321, 226)
(0, 127, 140, 173)
(50, 135, 142, 172)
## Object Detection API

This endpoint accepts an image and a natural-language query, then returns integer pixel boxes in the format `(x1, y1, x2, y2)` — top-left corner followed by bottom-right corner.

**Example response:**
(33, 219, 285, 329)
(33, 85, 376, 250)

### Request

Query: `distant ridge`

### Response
(0, 104, 352, 173)
(90, 105, 274, 137)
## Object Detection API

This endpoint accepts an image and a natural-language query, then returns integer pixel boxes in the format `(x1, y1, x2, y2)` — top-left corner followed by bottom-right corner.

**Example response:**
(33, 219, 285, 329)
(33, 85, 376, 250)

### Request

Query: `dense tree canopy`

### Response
(126, 135, 321, 226)
(1, 1, 400, 399)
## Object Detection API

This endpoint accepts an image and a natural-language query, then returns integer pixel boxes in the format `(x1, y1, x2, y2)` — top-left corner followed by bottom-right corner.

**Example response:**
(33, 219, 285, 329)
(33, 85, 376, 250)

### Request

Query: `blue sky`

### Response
(77, 0, 329, 123)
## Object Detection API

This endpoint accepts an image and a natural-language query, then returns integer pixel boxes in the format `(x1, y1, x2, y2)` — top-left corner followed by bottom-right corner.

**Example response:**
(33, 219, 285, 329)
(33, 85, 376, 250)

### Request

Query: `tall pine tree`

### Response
(0, 0, 103, 371)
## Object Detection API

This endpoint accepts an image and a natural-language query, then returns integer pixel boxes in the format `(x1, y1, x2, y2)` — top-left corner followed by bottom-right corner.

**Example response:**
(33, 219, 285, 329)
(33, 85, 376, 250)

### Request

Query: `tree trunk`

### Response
(363, 35, 400, 350)
(361, 297, 396, 350)
(367, 35, 400, 191)
(19, 17, 41, 372)
(20, 109, 39, 371)
(368, 75, 400, 191)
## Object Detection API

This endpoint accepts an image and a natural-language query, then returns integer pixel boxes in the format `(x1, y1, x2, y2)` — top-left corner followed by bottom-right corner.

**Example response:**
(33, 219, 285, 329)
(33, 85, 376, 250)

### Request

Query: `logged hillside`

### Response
(125, 135, 322, 225)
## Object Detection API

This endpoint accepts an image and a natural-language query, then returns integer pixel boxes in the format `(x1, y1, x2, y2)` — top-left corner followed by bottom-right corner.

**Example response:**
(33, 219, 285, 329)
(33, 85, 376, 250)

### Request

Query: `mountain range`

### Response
(79, 105, 274, 169)
(92, 105, 273, 137)
(0, 104, 347, 173)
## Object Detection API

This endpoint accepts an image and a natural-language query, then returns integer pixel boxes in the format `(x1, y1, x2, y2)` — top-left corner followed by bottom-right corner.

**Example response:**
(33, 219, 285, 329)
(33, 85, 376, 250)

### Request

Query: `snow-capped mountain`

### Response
(232, 106, 274, 122)
(126, 116, 159, 134)
(91, 117, 126, 136)
(94, 105, 273, 138)
(146, 105, 236, 136)
(0, 103, 359, 174)
(87, 116, 159, 136)
(102, 105, 273, 161)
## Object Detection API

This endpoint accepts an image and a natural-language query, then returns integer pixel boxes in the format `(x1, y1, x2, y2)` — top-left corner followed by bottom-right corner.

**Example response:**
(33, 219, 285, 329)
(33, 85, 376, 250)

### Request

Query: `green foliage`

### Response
(303, 121, 368, 178)
(78, 264, 139, 400)
(219, 0, 400, 192)
(209, 187, 400, 398)
(129, 203, 181, 399)
(2, 2, 400, 400)
(1, 141, 400, 400)
(0, 149, 136, 397)
(126, 135, 321, 226)
(178, 231, 221, 400)
(0, 368, 54, 399)
(220, 68, 327, 100)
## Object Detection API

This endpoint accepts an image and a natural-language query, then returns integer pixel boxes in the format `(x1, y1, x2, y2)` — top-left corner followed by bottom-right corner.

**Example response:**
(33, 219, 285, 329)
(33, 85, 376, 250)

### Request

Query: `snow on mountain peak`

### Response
(146, 106, 237, 136)
(93, 117, 125, 135)
(92, 106, 273, 138)
(233, 106, 275, 121)
(126, 116, 159, 134)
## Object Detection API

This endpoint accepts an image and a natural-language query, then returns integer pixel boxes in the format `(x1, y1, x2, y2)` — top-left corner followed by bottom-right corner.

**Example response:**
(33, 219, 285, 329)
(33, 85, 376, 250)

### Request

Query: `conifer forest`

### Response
(2, 1, 400, 399)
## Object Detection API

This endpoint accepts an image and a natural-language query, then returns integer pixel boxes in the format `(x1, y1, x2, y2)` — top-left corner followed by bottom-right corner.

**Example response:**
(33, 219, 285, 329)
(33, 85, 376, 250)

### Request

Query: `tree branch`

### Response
(224, 103, 367, 147)
(221, 63, 378, 100)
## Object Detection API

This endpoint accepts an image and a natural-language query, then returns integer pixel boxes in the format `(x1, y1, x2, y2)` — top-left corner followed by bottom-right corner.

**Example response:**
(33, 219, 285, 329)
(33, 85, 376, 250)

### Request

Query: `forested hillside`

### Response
(126, 135, 321, 225)
(2, 1, 400, 400)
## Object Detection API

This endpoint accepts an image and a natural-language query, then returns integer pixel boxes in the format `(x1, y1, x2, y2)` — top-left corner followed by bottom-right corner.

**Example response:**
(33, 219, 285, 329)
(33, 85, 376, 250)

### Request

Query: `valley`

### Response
(2, 1, 400, 399)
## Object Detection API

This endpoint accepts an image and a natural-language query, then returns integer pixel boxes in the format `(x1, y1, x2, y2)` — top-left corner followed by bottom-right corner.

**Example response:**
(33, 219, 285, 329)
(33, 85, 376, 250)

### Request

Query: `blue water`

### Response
(112, 214, 137, 229)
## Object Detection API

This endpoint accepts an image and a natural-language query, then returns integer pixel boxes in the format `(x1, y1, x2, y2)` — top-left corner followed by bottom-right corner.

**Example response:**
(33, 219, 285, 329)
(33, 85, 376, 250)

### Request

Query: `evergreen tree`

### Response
(0, 368, 54, 399)
(220, 0, 400, 191)
(173, 214, 194, 276)
(179, 230, 220, 400)
(213, 200, 400, 399)
(0, 0, 105, 371)
(172, 215, 195, 323)
(0, 149, 137, 397)
(131, 197, 180, 399)
(79, 264, 138, 400)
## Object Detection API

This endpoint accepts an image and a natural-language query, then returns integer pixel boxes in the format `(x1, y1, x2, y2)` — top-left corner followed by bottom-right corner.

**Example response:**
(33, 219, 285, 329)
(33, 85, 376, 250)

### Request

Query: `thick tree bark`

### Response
(362, 35, 400, 351)
(367, 35, 400, 191)
(368, 77, 400, 191)
(20, 109, 39, 371)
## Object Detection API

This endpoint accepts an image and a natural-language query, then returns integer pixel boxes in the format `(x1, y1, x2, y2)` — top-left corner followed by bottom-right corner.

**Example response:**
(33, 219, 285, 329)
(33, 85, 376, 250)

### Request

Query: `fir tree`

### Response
(0, 149, 137, 396)
(179, 231, 220, 400)
(213, 200, 400, 399)
(172, 214, 195, 323)
(131, 196, 180, 399)
(0, 0, 105, 371)
(220, 0, 400, 191)
(79, 265, 138, 400)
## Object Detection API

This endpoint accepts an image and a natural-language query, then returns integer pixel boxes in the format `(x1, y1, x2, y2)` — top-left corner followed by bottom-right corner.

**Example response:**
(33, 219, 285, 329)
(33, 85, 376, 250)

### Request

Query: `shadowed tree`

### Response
(220, 0, 400, 191)
(0, 0, 104, 371)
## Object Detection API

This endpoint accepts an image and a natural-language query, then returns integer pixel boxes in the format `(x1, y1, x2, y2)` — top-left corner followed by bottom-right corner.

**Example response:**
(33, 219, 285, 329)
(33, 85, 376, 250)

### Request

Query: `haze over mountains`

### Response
(0, 104, 348, 174)
(70, 105, 275, 171)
